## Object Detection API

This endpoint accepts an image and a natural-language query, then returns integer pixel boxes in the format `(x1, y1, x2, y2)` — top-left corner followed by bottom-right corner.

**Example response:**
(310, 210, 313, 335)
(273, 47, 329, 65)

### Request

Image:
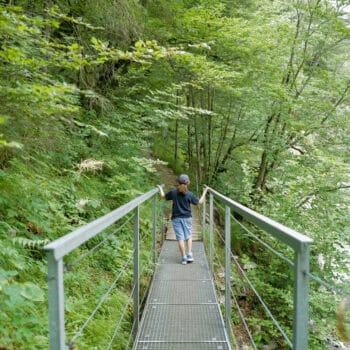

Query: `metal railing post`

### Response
(225, 205, 231, 331)
(133, 205, 140, 334)
(152, 196, 157, 265)
(202, 194, 206, 243)
(293, 244, 310, 350)
(160, 200, 165, 246)
(47, 251, 65, 350)
(209, 193, 214, 276)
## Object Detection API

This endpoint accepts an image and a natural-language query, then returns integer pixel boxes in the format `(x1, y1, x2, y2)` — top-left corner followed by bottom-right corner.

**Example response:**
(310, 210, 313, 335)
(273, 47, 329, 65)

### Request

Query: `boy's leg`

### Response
(173, 218, 190, 264)
(186, 237, 194, 262)
(186, 237, 192, 255)
(173, 218, 186, 258)
(178, 239, 186, 257)
(178, 240, 187, 265)
(183, 217, 193, 261)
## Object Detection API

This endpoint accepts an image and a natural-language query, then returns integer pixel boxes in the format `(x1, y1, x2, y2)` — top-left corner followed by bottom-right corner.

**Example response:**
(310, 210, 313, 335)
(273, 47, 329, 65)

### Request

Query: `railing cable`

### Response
(234, 257, 292, 346)
(106, 285, 136, 350)
(127, 234, 162, 349)
(212, 213, 293, 348)
(68, 251, 134, 347)
(139, 270, 153, 309)
(125, 319, 137, 350)
(212, 248, 258, 350)
(106, 217, 160, 349)
(214, 199, 294, 267)
(66, 213, 135, 270)
(230, 286, 258, 350)
(213, 250, 242, 297)
(306, 271, 350, 299)
(213, 199, 350, 300)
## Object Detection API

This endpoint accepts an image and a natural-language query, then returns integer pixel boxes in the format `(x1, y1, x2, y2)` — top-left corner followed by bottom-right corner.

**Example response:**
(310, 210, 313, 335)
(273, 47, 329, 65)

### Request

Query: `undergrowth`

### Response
(0, 124, 162, 349)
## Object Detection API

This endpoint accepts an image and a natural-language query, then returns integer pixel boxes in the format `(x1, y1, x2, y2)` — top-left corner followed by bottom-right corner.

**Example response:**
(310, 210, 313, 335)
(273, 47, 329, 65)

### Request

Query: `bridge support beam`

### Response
(293, 244, 310, 350)
(202, 195, 206, 242)
(47, 252, 65, 350)
(152, 197, 157, 265)
(133, 206, 140, 334)
(225, 205, 231, 331)
(209, 193, 214, 276)
(160, 200, 165, 246)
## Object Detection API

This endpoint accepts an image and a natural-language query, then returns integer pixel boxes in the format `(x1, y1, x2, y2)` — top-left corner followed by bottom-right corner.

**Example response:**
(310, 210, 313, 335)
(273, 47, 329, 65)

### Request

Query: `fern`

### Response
(12, 237, 50, 249)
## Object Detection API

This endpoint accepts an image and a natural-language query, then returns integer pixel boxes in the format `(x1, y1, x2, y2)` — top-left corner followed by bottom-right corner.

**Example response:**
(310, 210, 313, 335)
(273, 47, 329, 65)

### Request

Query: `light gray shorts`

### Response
(172, 217, 192, 241)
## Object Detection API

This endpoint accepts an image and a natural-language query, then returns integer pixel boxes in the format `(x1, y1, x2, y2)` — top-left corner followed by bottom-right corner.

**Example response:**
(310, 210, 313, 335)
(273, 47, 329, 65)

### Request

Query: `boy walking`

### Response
(158, 175, 208, 265)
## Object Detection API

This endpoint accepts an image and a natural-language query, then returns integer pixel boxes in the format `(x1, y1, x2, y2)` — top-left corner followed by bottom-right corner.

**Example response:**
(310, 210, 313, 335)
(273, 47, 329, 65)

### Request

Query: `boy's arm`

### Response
(157, 185, 165, 199)
(198, 187, 209, 205)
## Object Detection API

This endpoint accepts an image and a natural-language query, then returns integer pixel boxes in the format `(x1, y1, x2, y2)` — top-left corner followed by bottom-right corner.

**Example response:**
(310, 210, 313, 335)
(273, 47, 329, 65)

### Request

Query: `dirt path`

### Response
(154, 162, 178, 189)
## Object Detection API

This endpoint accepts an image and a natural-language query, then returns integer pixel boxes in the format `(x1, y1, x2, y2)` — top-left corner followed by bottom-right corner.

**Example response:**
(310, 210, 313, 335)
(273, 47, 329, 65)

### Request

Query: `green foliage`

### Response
(1, 0, 350, 349)
(0, 235, 48, 349)
(142, 0, 350, 348)
(0, 3, 166, 348)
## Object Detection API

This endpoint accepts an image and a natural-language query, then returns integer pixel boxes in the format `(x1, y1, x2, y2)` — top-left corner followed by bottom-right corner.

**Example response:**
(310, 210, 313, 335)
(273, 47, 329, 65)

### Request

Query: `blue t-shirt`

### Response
(165, 189, 199, 219)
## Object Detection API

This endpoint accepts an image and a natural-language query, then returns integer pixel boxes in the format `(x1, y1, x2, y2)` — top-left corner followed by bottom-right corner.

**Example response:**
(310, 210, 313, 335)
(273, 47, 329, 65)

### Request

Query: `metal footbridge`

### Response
(44, 186, 349, 350)
(134, 240, 230, 350)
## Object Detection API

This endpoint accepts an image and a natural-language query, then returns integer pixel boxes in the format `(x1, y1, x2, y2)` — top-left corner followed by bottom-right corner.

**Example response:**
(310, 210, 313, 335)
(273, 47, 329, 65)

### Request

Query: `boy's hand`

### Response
(157, 185, 165, 198)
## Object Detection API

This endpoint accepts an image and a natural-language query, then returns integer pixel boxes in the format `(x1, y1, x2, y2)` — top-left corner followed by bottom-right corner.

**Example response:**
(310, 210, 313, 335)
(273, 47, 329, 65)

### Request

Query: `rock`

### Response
(262, 342, 278, 350)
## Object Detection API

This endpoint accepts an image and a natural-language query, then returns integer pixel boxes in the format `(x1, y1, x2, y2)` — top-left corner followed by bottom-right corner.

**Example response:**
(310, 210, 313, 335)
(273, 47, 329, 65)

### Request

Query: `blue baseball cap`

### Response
(178, 174, 190, 184)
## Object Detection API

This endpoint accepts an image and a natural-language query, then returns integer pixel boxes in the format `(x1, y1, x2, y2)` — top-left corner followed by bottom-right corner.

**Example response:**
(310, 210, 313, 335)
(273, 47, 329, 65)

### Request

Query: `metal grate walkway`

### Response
(133, 240, 231, 350)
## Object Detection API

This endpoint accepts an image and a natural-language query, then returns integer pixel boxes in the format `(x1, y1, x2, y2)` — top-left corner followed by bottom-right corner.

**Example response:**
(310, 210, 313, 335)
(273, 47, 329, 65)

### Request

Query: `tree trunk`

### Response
(174, 119, 179, 167)
(186, 87, 193, 171)
(255, 150, 268, 191)
(194, 114, 202, 184)
(254, 112, 275, 191)
(200, 91, 208, 183)
(212, 107, 243, 179)
(212, 102, 233, 179)
(207, 86, 214, 182)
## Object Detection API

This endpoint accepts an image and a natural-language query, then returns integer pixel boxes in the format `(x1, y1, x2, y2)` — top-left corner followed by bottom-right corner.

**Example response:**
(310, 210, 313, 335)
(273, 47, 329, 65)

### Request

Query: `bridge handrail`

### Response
(213, 196, 350, 296)
(206, 186, 313, 251)
(203, 187, 350, 349)
(44, 187, 159, 260)
(65, 212, 135, 271)
(214, 199, 295, 267)
(44, 186, 163, 350)
(203, 186, 314, 350)
(214, 228, 293, 347)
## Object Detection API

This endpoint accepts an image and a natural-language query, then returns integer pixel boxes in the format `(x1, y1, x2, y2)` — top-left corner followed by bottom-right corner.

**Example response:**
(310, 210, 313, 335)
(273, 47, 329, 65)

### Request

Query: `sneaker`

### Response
(187, 254, 194, 263)
(181, 257, 187, 265)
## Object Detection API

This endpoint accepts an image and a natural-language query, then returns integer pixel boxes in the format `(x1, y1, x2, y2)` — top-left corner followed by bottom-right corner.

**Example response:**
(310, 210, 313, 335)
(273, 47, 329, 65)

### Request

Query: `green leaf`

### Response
(20, 282, 45, 302)
(0, 268, 18, 285)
